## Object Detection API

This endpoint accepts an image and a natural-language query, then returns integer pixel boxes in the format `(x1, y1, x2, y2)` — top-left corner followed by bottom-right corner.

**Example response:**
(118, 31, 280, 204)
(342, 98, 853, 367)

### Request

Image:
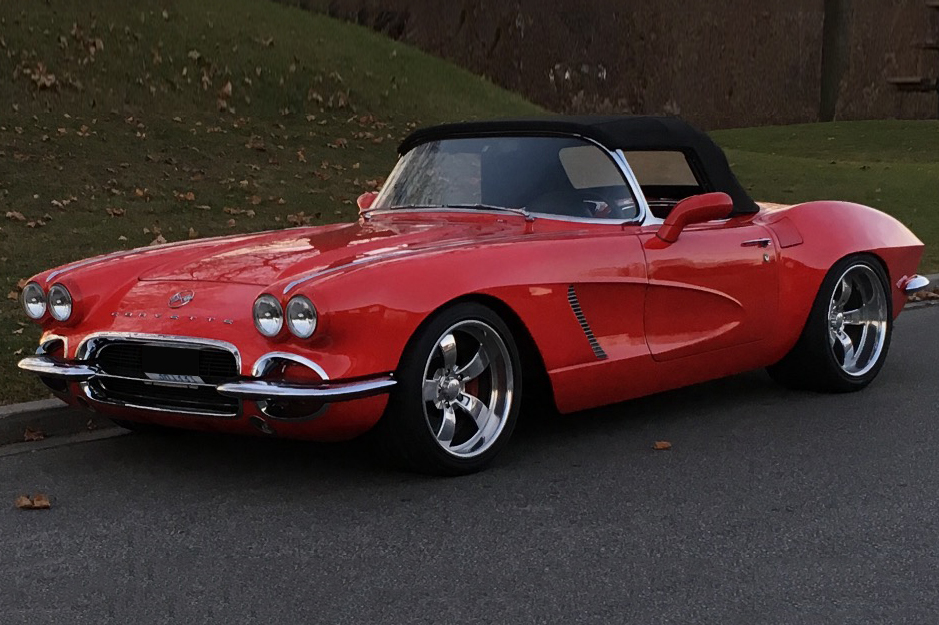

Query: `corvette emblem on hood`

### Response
(168, 290, 195, 308)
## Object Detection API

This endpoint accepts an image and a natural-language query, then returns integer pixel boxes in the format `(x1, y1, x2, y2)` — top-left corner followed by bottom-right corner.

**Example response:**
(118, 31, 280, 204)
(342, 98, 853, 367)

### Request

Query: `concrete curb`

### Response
(1, 273, 937, 448)
(0, 397, 117, 447)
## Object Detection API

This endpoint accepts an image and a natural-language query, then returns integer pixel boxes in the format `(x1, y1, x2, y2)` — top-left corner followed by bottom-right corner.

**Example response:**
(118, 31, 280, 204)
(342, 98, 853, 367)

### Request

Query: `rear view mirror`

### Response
(656, 192, 733, 243)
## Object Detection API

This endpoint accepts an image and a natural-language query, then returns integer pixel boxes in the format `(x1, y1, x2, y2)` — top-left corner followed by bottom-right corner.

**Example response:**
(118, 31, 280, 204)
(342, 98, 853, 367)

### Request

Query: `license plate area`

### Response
(142, 346, 204, 385)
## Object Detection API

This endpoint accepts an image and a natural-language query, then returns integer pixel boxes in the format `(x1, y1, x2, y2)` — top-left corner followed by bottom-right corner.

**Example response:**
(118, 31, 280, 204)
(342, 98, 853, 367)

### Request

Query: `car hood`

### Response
(138, 216, 518, 286)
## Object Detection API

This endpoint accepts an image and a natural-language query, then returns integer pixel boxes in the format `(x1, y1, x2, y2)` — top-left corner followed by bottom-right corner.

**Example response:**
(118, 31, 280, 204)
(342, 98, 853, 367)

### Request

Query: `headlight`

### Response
(48, 284, 73, 321)
(253, 294, 283, 337)
(286, 296, 318, 338)
(21, 282, 46, 319)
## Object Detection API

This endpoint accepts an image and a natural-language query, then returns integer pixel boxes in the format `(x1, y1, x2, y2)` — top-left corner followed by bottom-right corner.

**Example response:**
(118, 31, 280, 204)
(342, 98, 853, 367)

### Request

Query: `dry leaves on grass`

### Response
(23, 427, 45, 442)
(652, 441, 672, 451)
(149, 234, 167, 246)
(15, 494, 51, 510)
(5, 211, 26, 221)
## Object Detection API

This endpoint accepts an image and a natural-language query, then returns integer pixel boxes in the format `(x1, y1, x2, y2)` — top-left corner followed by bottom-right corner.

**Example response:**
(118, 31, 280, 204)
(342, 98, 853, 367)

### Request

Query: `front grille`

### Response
(87, 339, 240, 417)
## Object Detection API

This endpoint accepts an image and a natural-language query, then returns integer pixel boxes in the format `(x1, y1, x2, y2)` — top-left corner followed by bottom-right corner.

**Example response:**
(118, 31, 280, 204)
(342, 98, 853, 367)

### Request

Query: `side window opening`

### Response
(624, 150, 707, 219)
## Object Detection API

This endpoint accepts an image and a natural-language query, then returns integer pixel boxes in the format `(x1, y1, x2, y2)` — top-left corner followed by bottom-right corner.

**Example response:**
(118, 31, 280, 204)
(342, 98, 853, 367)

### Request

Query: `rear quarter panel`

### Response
(760, 201, 924, 362)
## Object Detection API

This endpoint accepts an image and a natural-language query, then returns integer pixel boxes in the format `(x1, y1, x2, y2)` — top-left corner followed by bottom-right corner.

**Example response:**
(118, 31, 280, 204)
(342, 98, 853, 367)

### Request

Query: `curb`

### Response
(2, 273, 937, 449)
(0, 397, 117, 447)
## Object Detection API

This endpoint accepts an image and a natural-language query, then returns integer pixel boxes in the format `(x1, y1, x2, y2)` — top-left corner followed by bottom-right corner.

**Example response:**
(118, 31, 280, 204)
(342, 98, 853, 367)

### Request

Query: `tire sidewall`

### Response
(810, 255, 893, 390)
(387, 302, 523, 475)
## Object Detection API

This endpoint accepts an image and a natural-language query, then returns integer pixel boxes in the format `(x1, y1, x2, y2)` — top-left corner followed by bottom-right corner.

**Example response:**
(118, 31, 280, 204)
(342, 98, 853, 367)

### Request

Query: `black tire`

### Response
(110, 419, 181, 435)
(375, 302, 523, 475)
(767, 254, 892, 393)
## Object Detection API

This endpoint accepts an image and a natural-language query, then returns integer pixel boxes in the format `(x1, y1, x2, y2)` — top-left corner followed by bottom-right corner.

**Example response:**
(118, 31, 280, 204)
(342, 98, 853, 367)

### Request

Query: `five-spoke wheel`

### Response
(421, 320, 514, 459)
(378, 303, 522, 475)
(768, 255, 892, 392)
(826, 264, 889, 377)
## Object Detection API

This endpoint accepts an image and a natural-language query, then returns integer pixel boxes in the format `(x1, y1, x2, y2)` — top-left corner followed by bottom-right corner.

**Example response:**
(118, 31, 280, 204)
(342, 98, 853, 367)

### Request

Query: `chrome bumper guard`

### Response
(18, 356, 98, 380)
(18, 355, 396, 403)
(216, 377, 396, 400)
(903, 274, 931, 295)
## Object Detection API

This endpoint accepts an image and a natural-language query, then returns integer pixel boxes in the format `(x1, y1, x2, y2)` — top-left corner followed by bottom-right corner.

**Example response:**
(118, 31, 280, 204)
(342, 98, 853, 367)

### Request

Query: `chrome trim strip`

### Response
(94, 372, 217, 389)
(80, 381, 239, 418)
(904, 274, 931, 295)
(252, 352, 330, 380)
(217, 376, 396, 400)
(567, 285, 608, 360)
(76, 332, 242, 373)
(37, 334, 68, 356)
(612, 148, 650, 225)
(17, 355, 98, 380)
(741, 238, 773, 248)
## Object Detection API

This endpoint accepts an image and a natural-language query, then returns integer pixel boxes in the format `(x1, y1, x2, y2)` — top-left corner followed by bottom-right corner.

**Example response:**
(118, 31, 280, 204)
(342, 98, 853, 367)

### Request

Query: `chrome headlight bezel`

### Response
(253, 294, 284, 337)
(286, 295, 318, 339)
(22, 282, 46, 319)
(48, 284, 73, 322)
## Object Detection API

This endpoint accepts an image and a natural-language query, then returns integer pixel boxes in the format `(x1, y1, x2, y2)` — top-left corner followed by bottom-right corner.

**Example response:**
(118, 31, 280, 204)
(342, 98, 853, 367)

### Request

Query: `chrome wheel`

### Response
(421, 320, 514, 459)
(827, 264, 889, 377)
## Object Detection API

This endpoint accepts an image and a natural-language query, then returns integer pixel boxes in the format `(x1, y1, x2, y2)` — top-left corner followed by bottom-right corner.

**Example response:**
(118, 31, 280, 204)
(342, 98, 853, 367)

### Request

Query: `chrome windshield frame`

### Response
(371, 133, 649, 226)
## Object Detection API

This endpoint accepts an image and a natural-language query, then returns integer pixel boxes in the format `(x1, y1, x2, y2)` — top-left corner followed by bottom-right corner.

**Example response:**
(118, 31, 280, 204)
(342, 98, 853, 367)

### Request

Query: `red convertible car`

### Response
(18, 116, 928, 474)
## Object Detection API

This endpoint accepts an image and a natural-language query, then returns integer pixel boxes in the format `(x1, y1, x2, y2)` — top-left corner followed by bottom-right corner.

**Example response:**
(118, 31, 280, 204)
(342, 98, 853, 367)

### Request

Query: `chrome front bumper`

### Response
(18, 355, 396, 403)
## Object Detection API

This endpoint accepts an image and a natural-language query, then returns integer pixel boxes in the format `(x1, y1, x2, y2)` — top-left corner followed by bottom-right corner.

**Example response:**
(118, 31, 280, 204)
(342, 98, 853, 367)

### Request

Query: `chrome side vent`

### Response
(567, 285, 608, 360)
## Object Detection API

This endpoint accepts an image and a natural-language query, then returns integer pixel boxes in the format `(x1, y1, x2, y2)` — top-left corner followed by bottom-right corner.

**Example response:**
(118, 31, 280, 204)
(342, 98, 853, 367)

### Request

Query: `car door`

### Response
(638, 218, 779, 361)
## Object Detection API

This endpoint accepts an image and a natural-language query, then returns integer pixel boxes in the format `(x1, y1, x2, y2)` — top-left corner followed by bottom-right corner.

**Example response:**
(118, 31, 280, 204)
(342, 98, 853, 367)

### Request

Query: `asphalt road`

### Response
(2, 307, 938, 624)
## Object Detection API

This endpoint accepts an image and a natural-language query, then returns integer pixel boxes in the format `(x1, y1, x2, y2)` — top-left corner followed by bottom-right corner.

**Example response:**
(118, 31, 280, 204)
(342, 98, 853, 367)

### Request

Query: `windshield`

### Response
(374, 136, 639, 220)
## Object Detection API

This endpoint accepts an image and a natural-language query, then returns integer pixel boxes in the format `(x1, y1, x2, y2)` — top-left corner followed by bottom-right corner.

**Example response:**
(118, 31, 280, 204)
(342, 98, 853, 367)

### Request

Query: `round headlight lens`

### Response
(286, 296, 318, 339)
(22, 282, 46, 319)
(48, 284, 73, 321)
(253, 294, 283, 337)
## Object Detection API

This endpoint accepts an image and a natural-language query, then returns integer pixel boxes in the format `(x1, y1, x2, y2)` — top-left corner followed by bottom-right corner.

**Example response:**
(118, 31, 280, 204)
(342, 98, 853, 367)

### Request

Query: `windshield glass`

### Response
(374, 136, 639, 220)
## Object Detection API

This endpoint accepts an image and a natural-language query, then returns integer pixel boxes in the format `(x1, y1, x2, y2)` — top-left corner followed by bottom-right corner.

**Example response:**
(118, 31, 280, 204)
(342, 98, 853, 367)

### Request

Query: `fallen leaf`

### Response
(149, 234, 167, 246)
(31, 494, 51, 509)
(5, 211, 26, 221)
(652, 441, 672, 451)
(23, 427, 45, 442)
(219, 81, 232, 98)
(118, 235, 128, 241)
(15, 495, 33, 510)
(7, 291, 18, 301)
(227, 218, 236, 227)
(188, 227, 198, 238)
(106, 207, 125, 217)
(12, 328, 23, 334)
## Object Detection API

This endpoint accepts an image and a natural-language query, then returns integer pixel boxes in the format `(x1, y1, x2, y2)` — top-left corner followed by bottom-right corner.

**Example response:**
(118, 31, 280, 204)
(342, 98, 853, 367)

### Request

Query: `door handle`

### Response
(741, 238, 772, 248)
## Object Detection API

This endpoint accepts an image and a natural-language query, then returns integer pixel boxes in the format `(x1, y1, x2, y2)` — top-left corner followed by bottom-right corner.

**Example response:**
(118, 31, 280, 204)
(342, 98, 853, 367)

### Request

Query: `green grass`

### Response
(0, 0, 541, 405)
(712, 121, 939, 271)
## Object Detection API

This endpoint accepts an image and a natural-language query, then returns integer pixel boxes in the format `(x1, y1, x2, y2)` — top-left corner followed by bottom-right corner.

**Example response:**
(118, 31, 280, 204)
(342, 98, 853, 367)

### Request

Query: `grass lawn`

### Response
(712, 121, 939, 272)
(0, 1, 936, 405)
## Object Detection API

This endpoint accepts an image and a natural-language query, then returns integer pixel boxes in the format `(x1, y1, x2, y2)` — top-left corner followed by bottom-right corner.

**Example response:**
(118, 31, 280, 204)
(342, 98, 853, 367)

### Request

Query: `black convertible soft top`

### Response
(399, 116, 759, 215)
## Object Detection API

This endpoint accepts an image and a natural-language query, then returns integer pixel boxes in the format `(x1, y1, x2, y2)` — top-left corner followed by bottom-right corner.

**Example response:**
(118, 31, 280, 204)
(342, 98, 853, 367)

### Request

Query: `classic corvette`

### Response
(18, 116, 929, 474)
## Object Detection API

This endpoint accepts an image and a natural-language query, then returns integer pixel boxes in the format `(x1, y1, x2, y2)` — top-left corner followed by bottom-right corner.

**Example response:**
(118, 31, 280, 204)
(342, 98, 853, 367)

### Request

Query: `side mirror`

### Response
(357, 191, 378, 213)
(655, 192, 733, 243)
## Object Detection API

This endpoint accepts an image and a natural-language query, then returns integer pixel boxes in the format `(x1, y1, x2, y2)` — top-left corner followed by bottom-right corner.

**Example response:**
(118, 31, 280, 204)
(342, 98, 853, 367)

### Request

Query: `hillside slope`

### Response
(0, 0, 541, 403)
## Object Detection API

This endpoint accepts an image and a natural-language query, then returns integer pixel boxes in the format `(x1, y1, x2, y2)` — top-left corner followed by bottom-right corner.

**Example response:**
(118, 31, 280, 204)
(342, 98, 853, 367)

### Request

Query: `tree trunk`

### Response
(819, 0, 851, 122)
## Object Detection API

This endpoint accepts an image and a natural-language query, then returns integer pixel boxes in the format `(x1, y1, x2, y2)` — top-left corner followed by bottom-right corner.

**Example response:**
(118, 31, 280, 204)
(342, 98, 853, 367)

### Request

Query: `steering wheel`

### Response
(579, 191, 626, 220)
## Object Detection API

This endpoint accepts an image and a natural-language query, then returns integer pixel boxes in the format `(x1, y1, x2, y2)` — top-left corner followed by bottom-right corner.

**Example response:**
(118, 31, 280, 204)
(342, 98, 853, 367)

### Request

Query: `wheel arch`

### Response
(395, 293, 557, 413)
